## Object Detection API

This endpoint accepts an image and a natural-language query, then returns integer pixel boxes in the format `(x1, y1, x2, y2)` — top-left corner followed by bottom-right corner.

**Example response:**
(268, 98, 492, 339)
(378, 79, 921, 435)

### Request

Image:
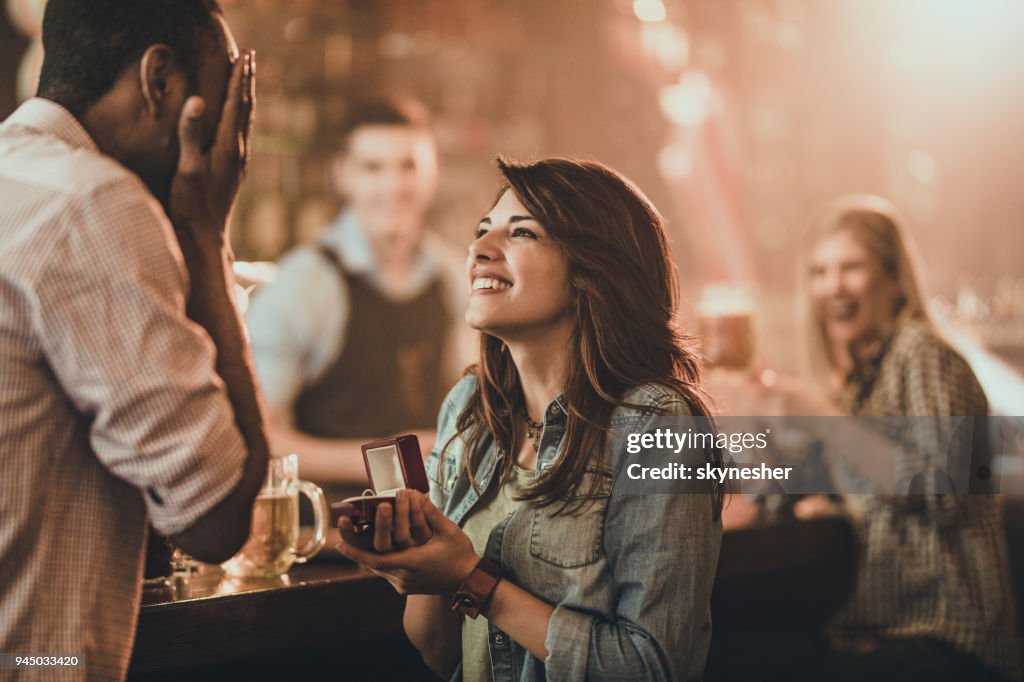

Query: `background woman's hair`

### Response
(797, 193, 932, 384)
(444, 156, 722, 517)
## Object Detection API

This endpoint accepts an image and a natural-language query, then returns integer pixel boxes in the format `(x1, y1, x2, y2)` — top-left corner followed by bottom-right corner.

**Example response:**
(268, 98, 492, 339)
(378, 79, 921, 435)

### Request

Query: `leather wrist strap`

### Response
(450, 558, 502, 619)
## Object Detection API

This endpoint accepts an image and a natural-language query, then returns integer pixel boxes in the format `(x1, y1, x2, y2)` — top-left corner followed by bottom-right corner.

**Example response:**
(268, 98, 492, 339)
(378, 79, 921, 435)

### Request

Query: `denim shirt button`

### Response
(494, 633, 505, 645)
(548, 405, 559, 417)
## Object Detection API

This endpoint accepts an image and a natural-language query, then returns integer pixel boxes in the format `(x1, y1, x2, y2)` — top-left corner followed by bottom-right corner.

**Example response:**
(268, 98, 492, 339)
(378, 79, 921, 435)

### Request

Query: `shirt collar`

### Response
(322, 211, 375, 274)
(544, 395, 568, 424)
(839, 319, 900, 412)
(320, 210, 440, 289)
(4, 98, 98, 153)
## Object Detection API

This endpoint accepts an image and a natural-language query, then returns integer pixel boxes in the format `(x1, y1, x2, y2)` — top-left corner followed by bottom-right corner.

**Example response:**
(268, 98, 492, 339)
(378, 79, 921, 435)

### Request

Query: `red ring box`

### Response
(330, 435, 429, 533)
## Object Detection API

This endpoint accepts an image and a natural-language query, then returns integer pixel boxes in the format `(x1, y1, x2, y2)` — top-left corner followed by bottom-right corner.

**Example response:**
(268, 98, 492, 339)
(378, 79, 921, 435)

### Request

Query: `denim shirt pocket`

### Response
(529, 467, 613, 568)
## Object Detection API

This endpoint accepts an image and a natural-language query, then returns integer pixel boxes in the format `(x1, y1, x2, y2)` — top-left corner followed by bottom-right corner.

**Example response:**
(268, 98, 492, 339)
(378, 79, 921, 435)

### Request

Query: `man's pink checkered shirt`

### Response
(0, 99, 248, 681)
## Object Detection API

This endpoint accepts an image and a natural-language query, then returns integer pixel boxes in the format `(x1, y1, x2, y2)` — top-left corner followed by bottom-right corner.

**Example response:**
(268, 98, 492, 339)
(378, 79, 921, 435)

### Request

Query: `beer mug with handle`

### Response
(222, 453, 328, 578)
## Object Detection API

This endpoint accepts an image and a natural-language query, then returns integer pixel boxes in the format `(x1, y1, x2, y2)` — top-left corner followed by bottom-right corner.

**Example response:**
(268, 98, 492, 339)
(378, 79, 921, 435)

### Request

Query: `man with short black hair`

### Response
(246, 97, 469, 490)
(0, 1, 268, 678)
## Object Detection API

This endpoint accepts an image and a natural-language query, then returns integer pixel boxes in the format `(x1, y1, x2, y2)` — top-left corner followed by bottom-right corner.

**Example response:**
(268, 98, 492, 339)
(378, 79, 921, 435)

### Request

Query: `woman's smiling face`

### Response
(465, 189, 572, 341)
(809, 228, 902, 348)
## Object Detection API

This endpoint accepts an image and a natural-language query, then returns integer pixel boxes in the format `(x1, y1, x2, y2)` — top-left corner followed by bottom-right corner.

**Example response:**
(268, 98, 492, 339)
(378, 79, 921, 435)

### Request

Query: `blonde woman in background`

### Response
(734, 195, 1021, 682)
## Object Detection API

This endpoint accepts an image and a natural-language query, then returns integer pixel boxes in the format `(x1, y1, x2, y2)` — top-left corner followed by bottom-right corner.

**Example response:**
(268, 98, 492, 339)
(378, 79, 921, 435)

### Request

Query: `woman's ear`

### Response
(138, 44, 178, 119)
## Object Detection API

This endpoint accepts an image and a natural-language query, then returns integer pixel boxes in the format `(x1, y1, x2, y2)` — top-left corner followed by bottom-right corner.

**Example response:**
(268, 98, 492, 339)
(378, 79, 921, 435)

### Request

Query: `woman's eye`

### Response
(512, 227, 538, 239)
(473, 227, 488, 239)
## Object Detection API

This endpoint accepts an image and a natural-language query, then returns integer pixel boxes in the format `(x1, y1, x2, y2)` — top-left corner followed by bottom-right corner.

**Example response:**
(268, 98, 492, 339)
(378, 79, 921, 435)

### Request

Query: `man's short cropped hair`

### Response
(37, 0, 223, 117)
(335, 96, 432, 153)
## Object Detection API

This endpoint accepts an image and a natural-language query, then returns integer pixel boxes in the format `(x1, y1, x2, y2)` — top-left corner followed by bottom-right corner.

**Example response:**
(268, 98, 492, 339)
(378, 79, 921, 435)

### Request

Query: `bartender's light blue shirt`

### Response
(244, 211, 468, 409)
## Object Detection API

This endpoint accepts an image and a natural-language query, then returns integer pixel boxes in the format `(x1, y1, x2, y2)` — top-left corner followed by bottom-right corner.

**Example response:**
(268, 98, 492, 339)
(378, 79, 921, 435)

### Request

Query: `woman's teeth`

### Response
(473, 278, 511, 291)
(826, 300, 858, 320)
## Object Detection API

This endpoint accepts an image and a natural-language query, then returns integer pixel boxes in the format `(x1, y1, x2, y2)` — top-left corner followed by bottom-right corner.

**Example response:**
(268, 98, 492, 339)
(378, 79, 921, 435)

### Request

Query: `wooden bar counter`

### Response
(127, 517, 859, 680)
(128, 558, 437, 680)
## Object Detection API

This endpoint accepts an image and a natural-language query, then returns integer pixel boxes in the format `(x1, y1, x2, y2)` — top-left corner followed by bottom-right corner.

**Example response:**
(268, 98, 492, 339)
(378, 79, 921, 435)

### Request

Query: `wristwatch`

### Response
(450, 558, 503, 619)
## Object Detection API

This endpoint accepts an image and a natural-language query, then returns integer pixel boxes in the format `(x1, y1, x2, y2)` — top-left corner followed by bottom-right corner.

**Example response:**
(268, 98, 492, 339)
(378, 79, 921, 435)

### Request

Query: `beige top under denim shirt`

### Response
(427, 375, 723, 682)
(461, 465, 536, 681)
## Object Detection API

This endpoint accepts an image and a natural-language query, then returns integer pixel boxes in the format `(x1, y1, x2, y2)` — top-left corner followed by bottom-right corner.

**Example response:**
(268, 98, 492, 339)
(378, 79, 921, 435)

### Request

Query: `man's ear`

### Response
(138, 44, 178, 118)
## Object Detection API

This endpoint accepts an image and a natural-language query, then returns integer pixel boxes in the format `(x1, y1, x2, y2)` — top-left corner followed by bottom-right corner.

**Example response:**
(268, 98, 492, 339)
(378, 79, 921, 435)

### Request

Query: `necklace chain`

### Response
(521, 408, 543, 452)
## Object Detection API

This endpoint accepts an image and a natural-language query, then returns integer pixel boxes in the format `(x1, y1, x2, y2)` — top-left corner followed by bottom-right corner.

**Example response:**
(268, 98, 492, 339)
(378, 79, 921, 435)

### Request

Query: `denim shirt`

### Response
(427, 376, 722, 682)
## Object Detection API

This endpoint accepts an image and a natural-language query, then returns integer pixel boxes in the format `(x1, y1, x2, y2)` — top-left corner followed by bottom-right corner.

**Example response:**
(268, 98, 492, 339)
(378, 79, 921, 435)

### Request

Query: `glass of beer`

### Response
(221, 453, 328, 579)
(697, 282, 756, 372)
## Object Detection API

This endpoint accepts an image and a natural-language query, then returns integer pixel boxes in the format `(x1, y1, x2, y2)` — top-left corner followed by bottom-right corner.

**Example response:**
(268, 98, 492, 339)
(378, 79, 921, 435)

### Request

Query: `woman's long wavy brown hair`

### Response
(444, 157, 722, 517)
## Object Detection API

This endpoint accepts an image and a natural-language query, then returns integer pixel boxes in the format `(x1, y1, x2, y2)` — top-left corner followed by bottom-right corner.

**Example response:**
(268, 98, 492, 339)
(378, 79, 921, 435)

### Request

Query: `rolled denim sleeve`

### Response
(544, 401, 723, 682)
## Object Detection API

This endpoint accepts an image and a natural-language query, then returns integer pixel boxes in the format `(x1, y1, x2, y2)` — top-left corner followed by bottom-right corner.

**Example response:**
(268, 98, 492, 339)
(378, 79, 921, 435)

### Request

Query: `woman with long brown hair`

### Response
(337, 157, 723, 681)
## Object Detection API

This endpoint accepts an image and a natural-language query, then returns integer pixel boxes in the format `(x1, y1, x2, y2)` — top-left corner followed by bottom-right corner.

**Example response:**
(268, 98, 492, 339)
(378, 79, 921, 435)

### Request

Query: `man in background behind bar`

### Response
(0, 1, 269, 679)
(245, 98, 469, 496)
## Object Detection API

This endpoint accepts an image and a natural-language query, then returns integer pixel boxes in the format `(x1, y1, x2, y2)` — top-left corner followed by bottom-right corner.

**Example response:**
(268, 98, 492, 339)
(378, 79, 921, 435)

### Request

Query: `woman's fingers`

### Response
(337, 516, 374, 552)
(372, 503, 394, 552)
(337, 517, 394, 568)
(392, 490, 414, 549)
(337, 516, 358, 546)
(388, 491, 435, 549)
(336, 517, 373, 555)
(420, 493, 455, 534)
(336, 538, 415, 573)
(336, 537, 385, 569)
(408, 493, 433, 544)
(338, 492, 433, 557)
